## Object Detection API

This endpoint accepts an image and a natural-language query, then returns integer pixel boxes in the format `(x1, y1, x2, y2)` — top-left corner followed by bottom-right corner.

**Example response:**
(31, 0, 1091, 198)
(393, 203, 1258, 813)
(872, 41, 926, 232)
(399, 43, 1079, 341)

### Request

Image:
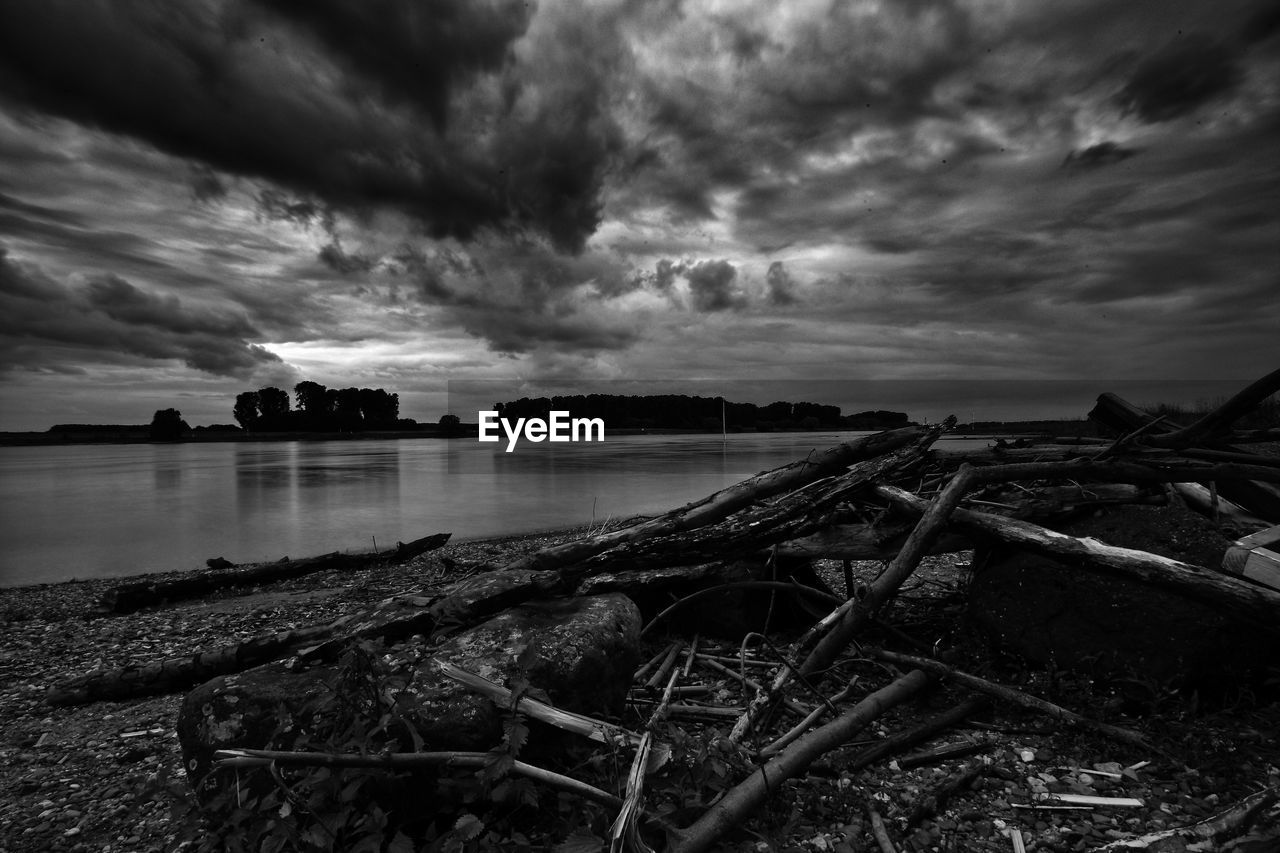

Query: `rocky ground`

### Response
(2, 523, 1279, 852)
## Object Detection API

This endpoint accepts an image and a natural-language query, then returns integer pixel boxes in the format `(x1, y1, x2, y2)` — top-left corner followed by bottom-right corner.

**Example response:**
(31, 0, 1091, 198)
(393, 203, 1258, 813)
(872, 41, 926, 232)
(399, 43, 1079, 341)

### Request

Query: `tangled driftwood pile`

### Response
(48, 369, 1280, 851)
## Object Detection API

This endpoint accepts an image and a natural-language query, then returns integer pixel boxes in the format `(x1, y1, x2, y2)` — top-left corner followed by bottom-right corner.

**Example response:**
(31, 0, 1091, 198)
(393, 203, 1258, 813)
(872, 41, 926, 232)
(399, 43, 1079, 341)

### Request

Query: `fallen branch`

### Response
(799, 464, 975, 679)
(695, 655, 810, 718)
(867, 804, 900, 853)
(730, 460, 971, 743)
(212, 747, 625, 812)
(876, 485, 1280, 630)
(611, 666, 682, 853)
(1095, 784, 1279, 851)
(1132, 368, 1280, 449)
(1088, 386, 1280, 521)
(47, 620, 352, 705)
(578, 436, 940, 575)
(671, 669, 931, 853)
(777, 523, 972, 561)
(435, 659, 643, 747)
(839, 694, 990, 775)
(98, 533, 451, 614)
(864, 648, 1156, 753)
(640, 581, 842, 638)
(759, 679, 861, 759)
(503, 425, 934, 574)
(893, 740, 992, 771)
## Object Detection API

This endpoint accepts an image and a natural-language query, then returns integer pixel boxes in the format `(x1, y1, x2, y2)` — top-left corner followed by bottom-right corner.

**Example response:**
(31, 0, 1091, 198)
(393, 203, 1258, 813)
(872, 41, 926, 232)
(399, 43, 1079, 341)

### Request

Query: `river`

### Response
(0, 432, 991, 587)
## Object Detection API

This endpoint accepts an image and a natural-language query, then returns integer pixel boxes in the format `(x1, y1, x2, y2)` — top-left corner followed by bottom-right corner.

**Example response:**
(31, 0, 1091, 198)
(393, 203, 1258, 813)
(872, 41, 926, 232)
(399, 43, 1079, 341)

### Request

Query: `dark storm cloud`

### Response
(0, 248, 282, 376)
(622, 0, 980, 224)
(1062, 141, 1141, 169)
(684, 259, 740, 312)
(448, 305, 639, 354)
(188, 165, 229, 202)
(251, 0, 529, 128)
(0, 0, 621, 253)
(765, 261, 798, 306)
(1116, 36, 1241, 123)
(1241, 3, 1280, 44)
(84, 275, 259, 339)
(389, 239, 638, 354)
(318, 242, 377, 275)
(0, 246, 61, 301)
(642, 258, 746, 311)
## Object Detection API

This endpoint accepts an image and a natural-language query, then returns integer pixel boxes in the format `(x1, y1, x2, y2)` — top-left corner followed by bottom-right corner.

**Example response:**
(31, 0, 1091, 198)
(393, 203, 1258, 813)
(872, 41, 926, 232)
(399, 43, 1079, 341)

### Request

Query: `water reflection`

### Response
(234, 441, 403, 518)
(153, 453, 183, 491)
(295, 443, 401, 486)
(1, 433, 998, 586)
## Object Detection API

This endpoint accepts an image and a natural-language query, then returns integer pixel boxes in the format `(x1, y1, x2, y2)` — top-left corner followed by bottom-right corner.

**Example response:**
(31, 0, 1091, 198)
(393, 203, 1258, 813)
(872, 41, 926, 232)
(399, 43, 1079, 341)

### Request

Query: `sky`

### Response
(1, 0, 1277, 431)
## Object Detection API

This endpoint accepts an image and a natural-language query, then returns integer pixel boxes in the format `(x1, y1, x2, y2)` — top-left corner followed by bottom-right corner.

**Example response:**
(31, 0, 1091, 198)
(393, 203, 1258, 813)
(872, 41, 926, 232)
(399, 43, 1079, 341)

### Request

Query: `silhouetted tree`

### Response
(258, 387, 290, 418)
(233, 391, 260, 430)
(150, 408, 189, 441)
(333, 387, 364, 432)
(294, 381, 330, 417)
(358, 388, 399, 427)
(234, 381, 412, 433)
(439, 413, 461, 436)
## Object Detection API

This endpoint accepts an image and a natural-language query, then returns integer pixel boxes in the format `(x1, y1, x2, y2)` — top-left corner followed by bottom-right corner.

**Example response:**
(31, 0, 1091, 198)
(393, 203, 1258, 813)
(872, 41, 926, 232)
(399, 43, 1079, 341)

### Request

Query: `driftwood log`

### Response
(97, 532, 452, 614)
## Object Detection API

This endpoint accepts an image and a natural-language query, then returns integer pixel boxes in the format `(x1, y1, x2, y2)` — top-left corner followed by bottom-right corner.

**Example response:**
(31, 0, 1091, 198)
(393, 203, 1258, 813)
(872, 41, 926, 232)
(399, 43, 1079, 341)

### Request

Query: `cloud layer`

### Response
(1, 0, 1278, 429)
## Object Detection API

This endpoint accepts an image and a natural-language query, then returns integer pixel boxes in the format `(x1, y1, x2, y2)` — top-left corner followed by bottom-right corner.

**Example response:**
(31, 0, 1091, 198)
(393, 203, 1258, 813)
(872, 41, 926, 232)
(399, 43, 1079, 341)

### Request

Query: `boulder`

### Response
(177, 592, 641, 798)
(966, 503, 1276, 694)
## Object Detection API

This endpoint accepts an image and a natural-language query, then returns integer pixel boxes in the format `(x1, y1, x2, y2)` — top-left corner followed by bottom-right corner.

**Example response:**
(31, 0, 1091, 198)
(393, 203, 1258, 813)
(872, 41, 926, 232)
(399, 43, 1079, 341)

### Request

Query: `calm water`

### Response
(0, 432, 987, 587)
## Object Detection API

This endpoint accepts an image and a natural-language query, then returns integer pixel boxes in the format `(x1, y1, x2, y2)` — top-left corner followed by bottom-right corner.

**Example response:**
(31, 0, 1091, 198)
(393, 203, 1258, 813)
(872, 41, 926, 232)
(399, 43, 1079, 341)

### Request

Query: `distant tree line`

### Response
(234, 381, 408, 432)
(493, 394, 911, 432)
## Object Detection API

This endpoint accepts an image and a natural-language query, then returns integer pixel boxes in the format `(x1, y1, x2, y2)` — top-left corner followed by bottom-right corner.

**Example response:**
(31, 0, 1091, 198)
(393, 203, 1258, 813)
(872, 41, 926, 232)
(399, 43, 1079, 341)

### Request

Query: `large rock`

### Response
(177, 592, 641, 797)
(967, 503, 1276, 694)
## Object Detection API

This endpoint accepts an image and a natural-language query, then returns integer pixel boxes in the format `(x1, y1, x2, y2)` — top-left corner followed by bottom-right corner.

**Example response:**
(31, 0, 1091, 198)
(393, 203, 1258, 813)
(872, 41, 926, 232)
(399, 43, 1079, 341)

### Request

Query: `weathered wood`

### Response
(573, 432, 942, 575)
(97, 533, 451, 614)
(960, 458, 1280, 487)
(1094, 784, 1279, 851)
(46, 620, 350, 705)
(328, 464, 954, 658)
(780, 483, 1164, 560)
(641, 581, 842, 638)
(798, 465, 976, 678)
(777, 523, 972, 561)
(930, 445, 1085, 464)
(212, 748, 631, 813)
(1088, 386, 1280, 521)
(1147, 368, 1280, 448)
(820, 694, 989, 773)
(730, 462, 973, 743)
(671, 669, 931, 853)
(501, 425, 934, 574)
(876, 484, 1280, 631)
(994, 483, 1164, 515)
(1171, 482, 1270, 530)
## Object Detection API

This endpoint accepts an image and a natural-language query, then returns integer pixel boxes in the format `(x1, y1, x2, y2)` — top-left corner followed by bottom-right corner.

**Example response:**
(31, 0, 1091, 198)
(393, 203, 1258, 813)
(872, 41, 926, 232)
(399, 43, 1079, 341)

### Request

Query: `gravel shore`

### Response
(0, 529, 581, 853)
(3, 527, 1279, 852)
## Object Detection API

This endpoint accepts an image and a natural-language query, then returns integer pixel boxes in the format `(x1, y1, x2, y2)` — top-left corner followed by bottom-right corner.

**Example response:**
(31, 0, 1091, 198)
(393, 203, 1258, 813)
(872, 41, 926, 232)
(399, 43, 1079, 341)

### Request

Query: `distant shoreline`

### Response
(0, 418, 1098, 447)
